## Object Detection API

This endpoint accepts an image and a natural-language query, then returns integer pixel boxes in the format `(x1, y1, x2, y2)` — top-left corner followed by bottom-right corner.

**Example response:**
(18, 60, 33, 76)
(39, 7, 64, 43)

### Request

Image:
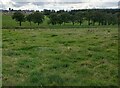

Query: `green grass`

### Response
(2, 13, 118, 29)
(2, 28, 118, 86)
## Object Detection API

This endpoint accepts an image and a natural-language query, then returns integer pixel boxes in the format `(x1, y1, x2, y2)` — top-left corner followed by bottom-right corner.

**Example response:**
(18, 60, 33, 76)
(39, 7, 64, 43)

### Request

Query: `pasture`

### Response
(2, 28, 118, 86)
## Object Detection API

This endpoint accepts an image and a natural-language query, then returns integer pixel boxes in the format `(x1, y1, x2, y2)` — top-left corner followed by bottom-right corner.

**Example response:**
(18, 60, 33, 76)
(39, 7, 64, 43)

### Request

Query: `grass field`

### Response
(2, 28, 118, 86)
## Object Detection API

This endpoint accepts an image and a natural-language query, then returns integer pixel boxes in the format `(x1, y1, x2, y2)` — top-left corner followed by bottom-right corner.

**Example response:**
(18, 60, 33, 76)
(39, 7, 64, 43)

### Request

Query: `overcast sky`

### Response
(0, 0, 119, 10)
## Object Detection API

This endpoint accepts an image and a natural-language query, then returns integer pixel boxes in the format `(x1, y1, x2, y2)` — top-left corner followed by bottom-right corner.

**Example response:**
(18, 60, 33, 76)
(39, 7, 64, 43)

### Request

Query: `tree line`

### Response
(12, 9, 119, 26)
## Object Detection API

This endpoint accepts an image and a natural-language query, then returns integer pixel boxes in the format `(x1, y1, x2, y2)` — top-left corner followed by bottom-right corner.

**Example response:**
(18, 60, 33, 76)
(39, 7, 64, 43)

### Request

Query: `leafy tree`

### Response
(12, 11, 25, 26)
(26, 13, 33, 25)
(75, 12, 84, 25)
(90, 11, 106, 26)
(32, 11, 44, 25)
(48, 13, 58, 25)
(105, 13, 112, 25)
(57, 10, 65, 14)
(90, 11, 102, 25)
(70, 14, 76, 25)
(101, 12, 108, 25)
(57, 14, 63, 25)
(96, 11, 103, 25)
(85, 11, 92, 25)
(60, 12, 70, 24)
(111, 13, 118, 25)
(90, 11, 97, 25)
(43, 9, 51, 16)
(118, 12, 120, 25)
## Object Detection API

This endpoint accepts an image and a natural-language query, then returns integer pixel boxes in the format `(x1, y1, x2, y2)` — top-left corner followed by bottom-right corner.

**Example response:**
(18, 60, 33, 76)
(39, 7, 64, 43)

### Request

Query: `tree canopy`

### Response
(12, 9, 118, 26)
(12, 11, 25, 26)
(32, 11, 44, 25)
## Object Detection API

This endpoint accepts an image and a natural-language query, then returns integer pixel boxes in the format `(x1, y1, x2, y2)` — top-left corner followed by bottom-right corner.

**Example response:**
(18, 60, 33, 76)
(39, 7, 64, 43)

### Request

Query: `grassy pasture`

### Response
(2, 28, 118, 86)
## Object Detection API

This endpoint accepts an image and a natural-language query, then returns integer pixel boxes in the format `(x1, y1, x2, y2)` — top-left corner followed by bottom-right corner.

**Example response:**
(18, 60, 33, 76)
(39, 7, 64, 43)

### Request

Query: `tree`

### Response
(57, 14, 63, 25)
(89, 11, 108, 26)
(101, 12, 108, 25)
(85, 11, 92, 25)
(96, 11, 103, 25)
(75, 12, 84, 25)
(26, 13, 33, 25)
(48, 13, 58, 25)
(12, 11, 25, 26)
(32, 11, 44, 25)
(43, 9, 51, 16)
(60, 12, 70, 24)
(70, 14, 76, 25)
(111, 13, 118, 25)
(118, 12, 120, 25)
(90, 11, 101, 25)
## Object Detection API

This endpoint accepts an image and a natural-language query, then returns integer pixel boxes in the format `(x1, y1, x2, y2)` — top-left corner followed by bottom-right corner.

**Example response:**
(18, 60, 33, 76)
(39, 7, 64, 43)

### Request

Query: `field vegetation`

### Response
(2, 28, 118, 86)
(2, 9, 119, 86)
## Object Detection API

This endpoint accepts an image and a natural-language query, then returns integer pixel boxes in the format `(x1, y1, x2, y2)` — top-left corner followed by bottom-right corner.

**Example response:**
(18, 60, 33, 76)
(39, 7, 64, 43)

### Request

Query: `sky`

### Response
(0, 0, 119, 11)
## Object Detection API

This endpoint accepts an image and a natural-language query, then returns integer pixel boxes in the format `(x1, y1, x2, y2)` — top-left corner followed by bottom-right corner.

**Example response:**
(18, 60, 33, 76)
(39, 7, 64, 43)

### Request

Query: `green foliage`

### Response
(26, 13, 33, 25)
(57, 14, 64, 25)
(70, 14, 76, 25)
(48, 12, 71, 25)
(75, 11, 84, 25)
(60, 12, 70, 24)
(12, 11, 25, 26)
(2, 10, 118, 29)
(29, 11, 44, 25)
(48, 13, 58, 25)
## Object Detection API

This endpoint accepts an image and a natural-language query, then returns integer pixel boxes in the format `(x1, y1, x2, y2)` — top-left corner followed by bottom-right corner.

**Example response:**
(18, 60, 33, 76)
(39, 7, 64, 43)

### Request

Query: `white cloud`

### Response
(0, 0, 119, 10)
(17, 3, 39, 10)
(0, 0, 16, 9)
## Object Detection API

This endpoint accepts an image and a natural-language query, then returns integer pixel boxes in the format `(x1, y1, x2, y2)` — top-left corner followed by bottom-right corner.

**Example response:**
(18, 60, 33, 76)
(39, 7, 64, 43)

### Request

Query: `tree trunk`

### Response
(19, 21, 22, 26)
(99, 22, 101, 25)
(102, 22, 104, 25)
(93, 21, 95, 26)
(30, 22, 31, 25)
(108, 23, 111, 25)
(72, 22, 74, 25)
(88, 20, 90, 25)
(80, 22, 82, 25)
(104, 21, 107, 25)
